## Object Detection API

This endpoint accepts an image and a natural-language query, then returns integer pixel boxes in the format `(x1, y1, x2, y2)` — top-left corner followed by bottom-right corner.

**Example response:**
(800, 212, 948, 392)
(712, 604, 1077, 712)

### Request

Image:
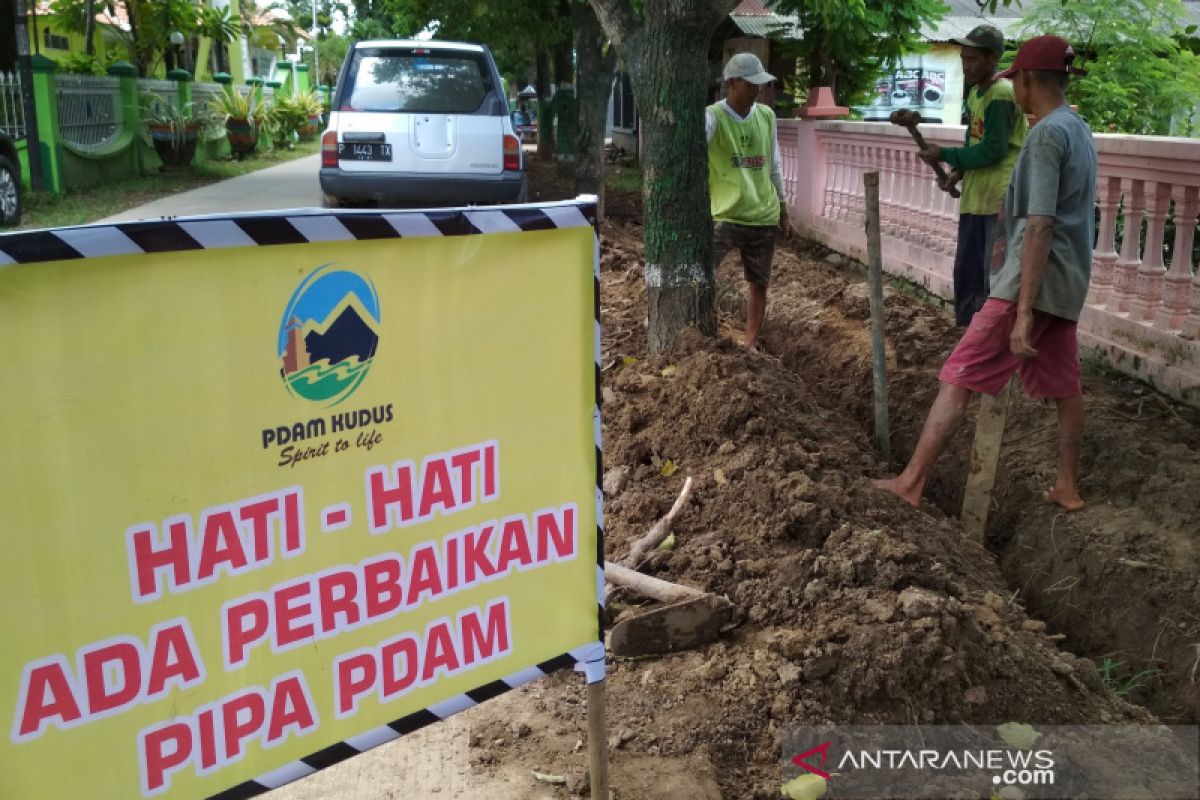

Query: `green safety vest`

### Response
(707, 102, 780, 227)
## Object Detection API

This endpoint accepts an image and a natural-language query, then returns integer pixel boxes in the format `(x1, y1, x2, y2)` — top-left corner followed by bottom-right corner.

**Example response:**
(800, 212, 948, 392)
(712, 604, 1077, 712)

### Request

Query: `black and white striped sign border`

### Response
(0, 201, 607, 799)
(0, 202, 600, 265)
(210, 644, 605, 800)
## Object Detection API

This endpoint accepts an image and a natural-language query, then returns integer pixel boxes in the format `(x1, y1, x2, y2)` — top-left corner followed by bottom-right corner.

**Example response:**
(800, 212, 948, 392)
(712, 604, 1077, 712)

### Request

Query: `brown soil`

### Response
(278, 160, 1198, 800)
(762, 244, 1200, 726)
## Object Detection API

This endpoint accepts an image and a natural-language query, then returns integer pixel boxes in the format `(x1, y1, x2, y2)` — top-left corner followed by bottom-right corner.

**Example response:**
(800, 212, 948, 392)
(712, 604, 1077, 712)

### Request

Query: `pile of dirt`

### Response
(761, 241, 1200, 725)
(552, 223, 1166, 798)
(442, 163, 1198, 800)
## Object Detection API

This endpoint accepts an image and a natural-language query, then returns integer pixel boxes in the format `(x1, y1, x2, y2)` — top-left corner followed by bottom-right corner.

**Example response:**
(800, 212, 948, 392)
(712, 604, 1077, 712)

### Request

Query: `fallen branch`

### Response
(604, 560, 703, 604)
(621, 475, 693, 569)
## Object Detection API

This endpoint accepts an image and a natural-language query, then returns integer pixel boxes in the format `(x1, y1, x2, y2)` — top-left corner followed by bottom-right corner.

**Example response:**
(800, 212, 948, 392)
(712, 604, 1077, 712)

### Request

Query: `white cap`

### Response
(723, 52, 775, 85)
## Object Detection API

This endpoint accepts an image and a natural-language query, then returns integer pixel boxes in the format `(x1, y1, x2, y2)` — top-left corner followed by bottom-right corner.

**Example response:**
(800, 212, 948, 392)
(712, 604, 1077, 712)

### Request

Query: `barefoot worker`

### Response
(706, 52, 791, 351)
(876, 35, 1095, 512)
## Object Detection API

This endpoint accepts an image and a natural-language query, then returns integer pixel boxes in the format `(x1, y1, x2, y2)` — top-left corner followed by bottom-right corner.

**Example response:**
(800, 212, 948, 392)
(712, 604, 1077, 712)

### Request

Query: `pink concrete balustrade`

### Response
(777, 119, 1200, 406)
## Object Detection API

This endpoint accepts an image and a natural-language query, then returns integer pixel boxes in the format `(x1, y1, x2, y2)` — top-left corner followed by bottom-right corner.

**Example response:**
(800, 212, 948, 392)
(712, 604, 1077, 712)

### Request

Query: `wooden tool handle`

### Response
(889, 110, 961, 198)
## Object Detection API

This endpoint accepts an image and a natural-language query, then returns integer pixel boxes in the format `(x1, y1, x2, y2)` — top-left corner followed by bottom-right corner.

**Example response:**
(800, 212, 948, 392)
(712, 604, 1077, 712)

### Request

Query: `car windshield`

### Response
(342, 48, 491, 114)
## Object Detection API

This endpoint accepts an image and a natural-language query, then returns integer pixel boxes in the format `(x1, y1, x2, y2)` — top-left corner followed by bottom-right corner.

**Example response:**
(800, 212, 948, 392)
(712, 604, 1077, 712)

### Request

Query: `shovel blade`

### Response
(609, 595, 734, 657)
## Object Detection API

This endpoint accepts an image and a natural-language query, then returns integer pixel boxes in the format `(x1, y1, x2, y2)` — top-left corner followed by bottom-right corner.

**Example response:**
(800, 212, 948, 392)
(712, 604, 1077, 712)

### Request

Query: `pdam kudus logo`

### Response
(278, 264, 380, 406)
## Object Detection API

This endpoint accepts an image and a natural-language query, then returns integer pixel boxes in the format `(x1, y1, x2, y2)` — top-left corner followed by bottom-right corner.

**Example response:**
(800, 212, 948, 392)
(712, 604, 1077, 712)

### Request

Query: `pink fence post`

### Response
(820, 136, 837, 220)
(1184, 266, 1200, 339)
(902, 149, 916, 242)
(916, 171, 937, 248)
(1107, 178, 1145, 314)
(848, 143, 865, 223)
(936, 181, 957, 255)
(834, 142, 851, 221)
(1088, 176, 1122, 306)
(1131, 181, 1171, 322)
(881, 148, 899, 236)
(1157, 185, 1199, 331)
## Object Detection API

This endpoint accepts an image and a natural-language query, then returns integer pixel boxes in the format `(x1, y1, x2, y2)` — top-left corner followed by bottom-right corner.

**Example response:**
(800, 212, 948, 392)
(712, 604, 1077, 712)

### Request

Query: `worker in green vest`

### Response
(919, 24, 1028, 326)
(706, 52, 790, 352)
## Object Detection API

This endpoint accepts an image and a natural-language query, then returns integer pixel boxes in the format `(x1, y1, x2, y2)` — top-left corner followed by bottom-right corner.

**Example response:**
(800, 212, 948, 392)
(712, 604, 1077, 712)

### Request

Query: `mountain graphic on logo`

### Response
(278, 266, 381, 405)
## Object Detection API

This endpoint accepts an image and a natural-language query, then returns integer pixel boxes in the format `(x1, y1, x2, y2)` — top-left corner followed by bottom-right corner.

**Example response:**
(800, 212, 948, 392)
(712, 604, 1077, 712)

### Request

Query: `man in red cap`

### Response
(876, 35, 1096, 512)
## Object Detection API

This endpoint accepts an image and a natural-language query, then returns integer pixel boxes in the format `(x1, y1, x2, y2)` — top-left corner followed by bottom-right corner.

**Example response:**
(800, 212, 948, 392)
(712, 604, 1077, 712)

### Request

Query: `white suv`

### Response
(320, 39, 526, 207)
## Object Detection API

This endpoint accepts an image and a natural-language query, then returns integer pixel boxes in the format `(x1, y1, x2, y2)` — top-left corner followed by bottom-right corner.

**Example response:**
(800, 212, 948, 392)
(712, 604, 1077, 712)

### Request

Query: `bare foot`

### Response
(874, 477, 921, 508)
(1044, 485, 1085, 512)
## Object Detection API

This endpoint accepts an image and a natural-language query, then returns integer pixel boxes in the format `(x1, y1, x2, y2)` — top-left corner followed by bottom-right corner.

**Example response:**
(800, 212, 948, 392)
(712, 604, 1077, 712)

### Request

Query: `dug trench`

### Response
(760, 239, 1200, 727)
(277, 167, 1197, 800)
(571, 217, 1199, 798)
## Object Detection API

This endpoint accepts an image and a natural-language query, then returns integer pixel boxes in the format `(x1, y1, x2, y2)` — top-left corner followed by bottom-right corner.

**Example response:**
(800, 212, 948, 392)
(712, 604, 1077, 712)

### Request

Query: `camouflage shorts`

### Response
(714, 221, 776, 288)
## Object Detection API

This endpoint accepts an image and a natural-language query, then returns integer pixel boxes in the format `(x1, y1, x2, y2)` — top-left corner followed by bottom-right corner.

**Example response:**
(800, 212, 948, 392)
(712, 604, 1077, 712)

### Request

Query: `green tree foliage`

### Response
(1019, 0, 1200, 135)
(315, 34, 349, 86)
(347, 0, 569, 83)
(198, 5, 238, 75)
(770, 0, 949, 108)
(278, 0, 347, 39)
(47, 0, 98, 55)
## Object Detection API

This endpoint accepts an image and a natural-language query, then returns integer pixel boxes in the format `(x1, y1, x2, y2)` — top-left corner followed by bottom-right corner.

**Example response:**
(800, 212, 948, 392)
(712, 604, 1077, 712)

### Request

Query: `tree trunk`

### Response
(535, 46, 555, 161)
(572, 0, 614, 216)
(553, 33, 578, 172)
(636, 26, 717, 352)
(84, 0, 95, 56)
(592, 0, 733, 352)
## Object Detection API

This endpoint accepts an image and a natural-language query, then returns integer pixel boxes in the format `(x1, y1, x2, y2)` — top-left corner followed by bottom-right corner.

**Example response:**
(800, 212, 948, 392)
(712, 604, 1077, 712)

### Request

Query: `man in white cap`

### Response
(706, 52, 790, 351)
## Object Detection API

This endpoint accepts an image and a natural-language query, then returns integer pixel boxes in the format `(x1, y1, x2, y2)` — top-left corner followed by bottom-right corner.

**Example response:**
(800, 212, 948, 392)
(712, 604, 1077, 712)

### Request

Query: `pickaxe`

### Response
(889, 109, 963, 198)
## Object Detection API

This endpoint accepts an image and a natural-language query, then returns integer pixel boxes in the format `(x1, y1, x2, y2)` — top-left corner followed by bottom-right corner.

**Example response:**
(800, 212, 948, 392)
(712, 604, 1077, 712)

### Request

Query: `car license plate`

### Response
(339, 142, 392, 162)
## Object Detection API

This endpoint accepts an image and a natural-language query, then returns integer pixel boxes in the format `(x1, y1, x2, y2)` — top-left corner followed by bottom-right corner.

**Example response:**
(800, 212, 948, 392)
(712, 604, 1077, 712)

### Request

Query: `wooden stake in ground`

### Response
(961, 378, 1015, 539)
(587, 678, 609, 800)
(864, 172, 891, 461)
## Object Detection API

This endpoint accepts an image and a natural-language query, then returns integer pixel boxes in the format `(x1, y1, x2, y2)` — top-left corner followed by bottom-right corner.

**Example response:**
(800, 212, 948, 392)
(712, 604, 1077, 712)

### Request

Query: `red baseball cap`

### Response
(999, 35, 1087, 78)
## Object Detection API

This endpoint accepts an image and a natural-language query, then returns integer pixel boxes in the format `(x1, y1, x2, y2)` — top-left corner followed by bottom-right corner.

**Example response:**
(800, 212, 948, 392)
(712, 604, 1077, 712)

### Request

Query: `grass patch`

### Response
(20, 140, 320, 230)
(605, 164, 642, 195)
(1098, 657, 1158, 698)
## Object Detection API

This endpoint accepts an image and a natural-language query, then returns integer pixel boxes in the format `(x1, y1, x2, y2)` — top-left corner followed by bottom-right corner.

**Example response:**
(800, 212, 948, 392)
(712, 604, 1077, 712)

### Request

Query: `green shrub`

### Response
(265, 94, 308, 149)
(208, 87, 267, 124)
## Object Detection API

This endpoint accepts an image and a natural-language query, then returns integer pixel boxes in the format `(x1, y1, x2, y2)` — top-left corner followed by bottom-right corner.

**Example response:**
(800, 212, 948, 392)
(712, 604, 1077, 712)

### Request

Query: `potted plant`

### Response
(209, 87, 266, 157)
(265, 93, 308, 150)
(292, 89, 324, 141)
(140, 93, 210, 169)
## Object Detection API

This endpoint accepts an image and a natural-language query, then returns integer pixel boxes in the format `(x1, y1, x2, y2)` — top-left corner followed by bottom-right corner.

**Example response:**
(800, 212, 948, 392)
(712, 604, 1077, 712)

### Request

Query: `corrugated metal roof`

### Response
(730, 13, 802, 38)
(941, 0, 1021, 18)
(922, 16, 1025, 42)
(732, 0, 774, 15)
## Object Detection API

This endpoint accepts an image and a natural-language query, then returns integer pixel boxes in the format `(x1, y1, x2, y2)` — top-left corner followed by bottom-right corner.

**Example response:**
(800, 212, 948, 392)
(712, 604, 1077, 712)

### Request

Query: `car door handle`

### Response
(342, 132, 385, 142)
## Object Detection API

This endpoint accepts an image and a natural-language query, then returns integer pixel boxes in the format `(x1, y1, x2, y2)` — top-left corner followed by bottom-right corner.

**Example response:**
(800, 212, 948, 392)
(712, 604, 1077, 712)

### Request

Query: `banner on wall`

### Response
(0, 200, 603, 799)
(866, 67, 947, 115)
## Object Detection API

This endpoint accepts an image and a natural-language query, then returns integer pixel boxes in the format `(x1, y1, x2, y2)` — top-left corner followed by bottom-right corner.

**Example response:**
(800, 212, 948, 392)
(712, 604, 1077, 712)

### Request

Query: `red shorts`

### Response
(939, 298, 1081, 399)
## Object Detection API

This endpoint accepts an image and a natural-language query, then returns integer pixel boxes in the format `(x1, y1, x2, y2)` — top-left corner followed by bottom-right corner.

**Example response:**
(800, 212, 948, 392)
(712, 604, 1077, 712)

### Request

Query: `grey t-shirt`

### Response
(989, 104, 1096, 321)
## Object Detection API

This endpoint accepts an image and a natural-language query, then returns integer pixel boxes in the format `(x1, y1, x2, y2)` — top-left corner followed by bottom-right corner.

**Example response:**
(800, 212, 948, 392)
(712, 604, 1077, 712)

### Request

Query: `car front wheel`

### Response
(0, 155, 21, 227)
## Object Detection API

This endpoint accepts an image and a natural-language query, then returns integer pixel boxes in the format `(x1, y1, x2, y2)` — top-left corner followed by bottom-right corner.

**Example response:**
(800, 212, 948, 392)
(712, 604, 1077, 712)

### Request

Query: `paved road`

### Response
(98, 154, 323, 223)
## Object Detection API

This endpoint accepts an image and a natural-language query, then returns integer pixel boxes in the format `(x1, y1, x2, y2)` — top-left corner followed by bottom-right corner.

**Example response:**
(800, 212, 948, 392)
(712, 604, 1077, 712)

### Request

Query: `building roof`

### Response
(729, 0, 802, 38)
(920, 0, 1022, 43)
(726, 0, 1200, 45)
(926, 0, 1200, 43)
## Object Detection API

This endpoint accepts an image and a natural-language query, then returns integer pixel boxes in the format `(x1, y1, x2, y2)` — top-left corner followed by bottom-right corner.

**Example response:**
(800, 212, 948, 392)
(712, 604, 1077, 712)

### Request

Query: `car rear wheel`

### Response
(0, 155, 21, 227)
